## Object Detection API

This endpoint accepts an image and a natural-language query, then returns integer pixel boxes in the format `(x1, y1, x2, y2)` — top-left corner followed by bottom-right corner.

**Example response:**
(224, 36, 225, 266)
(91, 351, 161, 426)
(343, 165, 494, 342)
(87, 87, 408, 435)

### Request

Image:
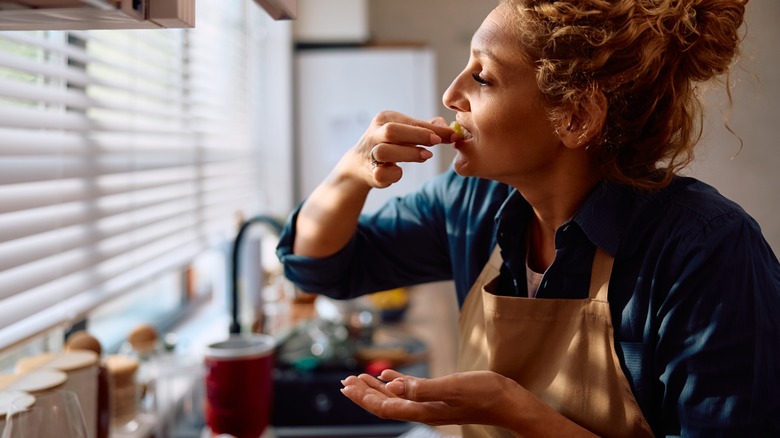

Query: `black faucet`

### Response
(230, 214, 284, 335)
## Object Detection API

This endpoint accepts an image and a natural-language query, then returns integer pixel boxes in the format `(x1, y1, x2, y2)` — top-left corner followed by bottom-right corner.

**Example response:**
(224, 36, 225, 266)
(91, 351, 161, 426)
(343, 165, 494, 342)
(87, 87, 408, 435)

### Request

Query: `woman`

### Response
(277, 0, 779, 436)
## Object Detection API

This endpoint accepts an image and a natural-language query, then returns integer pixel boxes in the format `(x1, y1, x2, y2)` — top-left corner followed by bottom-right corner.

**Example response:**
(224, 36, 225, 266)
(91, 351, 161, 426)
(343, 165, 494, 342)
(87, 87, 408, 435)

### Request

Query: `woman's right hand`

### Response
(294, 111, 455, 259)
(337, 111, 455, 189)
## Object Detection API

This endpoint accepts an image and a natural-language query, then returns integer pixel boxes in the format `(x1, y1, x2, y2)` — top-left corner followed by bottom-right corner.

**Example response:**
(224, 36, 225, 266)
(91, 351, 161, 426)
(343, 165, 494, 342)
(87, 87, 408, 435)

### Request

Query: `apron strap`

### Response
(588, 248, 613, 301)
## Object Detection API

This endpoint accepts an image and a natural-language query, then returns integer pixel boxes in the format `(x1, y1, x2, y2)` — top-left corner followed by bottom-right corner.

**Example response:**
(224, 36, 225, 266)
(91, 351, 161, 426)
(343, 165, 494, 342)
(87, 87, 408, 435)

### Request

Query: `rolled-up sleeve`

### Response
(275, 172, 456, 300)
(275, 205, 363, 298)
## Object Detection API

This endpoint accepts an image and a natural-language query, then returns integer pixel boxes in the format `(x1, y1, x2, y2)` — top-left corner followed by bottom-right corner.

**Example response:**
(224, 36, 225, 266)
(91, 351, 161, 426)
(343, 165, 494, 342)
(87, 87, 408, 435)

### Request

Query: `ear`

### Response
(558, 89, 607, 150)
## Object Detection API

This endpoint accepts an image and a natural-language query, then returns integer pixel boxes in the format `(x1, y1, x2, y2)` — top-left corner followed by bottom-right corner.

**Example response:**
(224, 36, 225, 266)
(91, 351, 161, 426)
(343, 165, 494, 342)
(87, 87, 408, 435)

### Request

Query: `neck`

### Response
(519, 164, 601, 272)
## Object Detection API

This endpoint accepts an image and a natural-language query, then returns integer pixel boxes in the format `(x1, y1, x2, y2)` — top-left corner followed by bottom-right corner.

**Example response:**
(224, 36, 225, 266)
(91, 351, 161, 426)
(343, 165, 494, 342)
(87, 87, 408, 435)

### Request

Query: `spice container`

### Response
(104, 355, 140, 432)
(16, 351, 99, 438)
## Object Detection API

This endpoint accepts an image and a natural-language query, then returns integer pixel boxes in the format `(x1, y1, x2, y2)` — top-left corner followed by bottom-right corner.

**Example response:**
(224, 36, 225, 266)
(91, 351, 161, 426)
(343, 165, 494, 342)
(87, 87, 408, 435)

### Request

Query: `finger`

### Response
(357, 373, 396, 397)
(371, 144, 434, 165)
(372, 163, 403, 187)
(341, 375, 392, 401)
(341, 385, 393, 417)
(342, 376, 463, 426)
(341, 376, 398, 414)
(372, 111, 453, 145)
(375, 111, 449, 135)
(378, 122, 443, 147)
(384, 375, 462, 403)
(379, 369, 406, 382)
(341, 374, 361, 385)
(377, 370, 416, 398)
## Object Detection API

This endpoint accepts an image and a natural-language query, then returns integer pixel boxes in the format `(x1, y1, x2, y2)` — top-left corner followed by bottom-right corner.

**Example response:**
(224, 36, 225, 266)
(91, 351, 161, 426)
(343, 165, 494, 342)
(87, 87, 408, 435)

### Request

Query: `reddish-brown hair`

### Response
(504, 0, 748, 189)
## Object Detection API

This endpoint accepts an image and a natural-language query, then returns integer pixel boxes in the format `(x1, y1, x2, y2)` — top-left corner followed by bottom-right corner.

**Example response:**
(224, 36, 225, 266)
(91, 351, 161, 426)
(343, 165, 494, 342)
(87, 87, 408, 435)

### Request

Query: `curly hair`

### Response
(504, 0, 748, 189)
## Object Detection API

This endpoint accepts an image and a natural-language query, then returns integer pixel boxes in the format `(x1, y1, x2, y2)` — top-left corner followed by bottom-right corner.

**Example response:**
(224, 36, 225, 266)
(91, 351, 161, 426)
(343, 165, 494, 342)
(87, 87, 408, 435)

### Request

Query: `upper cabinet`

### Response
(0, 0, 295, 31)
(0, 0, 195, 30)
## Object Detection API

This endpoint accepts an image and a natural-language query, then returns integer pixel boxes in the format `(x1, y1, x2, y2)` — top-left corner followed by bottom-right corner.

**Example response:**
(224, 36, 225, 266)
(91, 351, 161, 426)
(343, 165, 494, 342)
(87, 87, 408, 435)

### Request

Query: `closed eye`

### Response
(472, 72, 489, 85)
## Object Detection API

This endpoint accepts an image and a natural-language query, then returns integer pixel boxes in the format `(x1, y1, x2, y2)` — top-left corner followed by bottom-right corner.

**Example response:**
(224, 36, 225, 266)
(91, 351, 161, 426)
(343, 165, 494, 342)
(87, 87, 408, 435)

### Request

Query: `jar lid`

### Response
(17, 351, 98, 373)
(0, 370, 67, 394)
(46, 351, 98, 371)
(14, 353, 54, 373)
(104, 355, 140, 376)
(206, 334, 275, 359)
(0, 391, 35, 419)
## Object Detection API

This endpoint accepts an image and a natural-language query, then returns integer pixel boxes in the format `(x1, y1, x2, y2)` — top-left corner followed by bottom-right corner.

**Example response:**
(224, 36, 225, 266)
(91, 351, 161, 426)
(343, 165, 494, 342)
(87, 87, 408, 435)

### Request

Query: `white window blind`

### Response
(0, 0, 280, 352)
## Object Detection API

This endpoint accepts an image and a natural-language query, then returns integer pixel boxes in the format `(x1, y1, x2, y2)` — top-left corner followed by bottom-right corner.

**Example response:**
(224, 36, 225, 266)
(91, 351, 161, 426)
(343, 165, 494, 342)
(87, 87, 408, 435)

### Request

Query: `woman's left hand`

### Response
(340, 369, 601, 437)
(339, 369, 522, 428)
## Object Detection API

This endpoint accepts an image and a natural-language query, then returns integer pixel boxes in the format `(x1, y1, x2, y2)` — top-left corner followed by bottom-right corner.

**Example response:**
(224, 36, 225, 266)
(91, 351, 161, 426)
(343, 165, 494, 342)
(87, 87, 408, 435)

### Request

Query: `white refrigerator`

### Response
(294, 46, 440, 213)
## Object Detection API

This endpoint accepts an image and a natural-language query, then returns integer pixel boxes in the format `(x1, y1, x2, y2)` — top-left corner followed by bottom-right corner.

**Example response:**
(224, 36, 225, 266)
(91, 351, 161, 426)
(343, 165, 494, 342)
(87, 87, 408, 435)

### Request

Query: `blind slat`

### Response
(0, 211, 200, 300)
(0, 241, 202, 344)
(0, 175, 256, 244)
(0, 161, 254, 215)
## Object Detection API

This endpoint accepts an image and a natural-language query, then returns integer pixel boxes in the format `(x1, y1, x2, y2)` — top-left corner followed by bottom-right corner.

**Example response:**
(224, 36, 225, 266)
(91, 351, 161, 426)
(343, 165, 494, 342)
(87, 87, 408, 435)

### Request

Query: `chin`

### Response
(452, 154, 477, 177)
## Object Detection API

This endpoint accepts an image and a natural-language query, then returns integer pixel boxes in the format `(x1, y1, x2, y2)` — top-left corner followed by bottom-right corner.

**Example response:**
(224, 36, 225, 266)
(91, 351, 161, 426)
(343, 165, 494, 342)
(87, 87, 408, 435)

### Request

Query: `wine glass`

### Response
(2, 389, 88, 438)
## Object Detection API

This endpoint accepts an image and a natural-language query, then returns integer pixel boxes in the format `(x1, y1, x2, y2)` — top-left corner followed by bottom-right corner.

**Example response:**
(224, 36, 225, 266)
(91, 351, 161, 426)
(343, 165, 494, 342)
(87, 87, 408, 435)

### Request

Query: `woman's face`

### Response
(442, 3, 565, 186)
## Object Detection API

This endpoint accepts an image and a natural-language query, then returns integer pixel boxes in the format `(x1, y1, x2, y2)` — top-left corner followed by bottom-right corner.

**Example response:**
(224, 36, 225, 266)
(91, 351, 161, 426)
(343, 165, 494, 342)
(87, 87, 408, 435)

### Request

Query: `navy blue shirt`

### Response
(277, 169, 780, 437)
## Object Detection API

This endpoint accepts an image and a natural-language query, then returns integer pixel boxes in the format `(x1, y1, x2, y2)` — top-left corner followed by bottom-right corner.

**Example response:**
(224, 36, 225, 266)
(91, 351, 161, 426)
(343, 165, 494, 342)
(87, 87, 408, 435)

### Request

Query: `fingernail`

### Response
(420, 149, 433, 160)
(340, 379, 346, 386)
(430, 134, 442, 145)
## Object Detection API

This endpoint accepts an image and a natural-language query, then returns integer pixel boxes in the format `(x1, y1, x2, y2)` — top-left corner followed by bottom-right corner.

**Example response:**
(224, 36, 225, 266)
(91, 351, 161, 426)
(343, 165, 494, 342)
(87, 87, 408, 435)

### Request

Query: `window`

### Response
(0, 0, 293, 354)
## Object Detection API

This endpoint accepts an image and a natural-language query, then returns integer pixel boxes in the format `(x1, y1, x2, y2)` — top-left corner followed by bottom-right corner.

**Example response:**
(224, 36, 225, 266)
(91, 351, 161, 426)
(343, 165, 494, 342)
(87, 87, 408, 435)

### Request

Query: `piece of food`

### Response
(450, 120, 466, 138)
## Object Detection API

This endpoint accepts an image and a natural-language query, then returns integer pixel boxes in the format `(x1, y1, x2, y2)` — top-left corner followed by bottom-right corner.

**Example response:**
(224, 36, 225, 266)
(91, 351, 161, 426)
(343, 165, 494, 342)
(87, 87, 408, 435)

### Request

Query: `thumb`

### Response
(385, 376, 441, 402)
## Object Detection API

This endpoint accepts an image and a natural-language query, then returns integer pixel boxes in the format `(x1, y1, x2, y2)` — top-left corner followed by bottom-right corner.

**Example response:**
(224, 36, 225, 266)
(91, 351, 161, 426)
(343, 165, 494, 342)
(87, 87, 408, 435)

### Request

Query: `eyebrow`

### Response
(472, 47, 506, 67)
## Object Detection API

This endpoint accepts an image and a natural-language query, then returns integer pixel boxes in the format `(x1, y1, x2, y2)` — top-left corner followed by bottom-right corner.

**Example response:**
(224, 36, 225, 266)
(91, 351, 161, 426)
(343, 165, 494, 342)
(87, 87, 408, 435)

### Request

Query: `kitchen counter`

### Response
(114, 281, 462, 438)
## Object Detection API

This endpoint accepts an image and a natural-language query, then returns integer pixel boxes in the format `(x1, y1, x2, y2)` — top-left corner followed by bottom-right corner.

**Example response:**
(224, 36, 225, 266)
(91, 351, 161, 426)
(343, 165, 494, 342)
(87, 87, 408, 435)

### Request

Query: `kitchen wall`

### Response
(368, 0, 496, 118)
(369, 0, 780, 252)
(688, 0, 780, 252)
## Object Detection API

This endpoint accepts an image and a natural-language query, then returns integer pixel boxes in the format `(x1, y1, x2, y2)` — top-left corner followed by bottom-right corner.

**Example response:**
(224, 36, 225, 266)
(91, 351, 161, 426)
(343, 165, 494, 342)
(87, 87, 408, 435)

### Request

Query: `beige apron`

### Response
(457, 246, 653, 437)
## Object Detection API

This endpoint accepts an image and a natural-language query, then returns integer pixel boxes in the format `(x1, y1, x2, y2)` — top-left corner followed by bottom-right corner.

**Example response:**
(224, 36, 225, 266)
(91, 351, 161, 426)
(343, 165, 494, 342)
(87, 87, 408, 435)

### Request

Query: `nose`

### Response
(442, 70, 469, 113)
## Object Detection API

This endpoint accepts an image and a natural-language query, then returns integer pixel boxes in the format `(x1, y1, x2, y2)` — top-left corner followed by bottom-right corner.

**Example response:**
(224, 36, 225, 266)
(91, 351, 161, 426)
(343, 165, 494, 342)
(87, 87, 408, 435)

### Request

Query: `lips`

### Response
(459, 125, 474, 141)
(450, 120, 474, 142)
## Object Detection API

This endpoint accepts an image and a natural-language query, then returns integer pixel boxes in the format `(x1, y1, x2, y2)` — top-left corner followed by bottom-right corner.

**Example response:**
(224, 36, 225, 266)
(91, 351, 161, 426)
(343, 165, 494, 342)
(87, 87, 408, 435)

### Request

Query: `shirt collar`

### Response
(571, 181, 630, 257)
(493, 180, 630, 258)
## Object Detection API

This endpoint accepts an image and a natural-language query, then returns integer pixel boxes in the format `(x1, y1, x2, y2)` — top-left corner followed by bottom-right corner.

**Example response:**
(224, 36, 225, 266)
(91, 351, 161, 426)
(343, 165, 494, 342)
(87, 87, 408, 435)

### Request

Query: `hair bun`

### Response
(659, 0, 748, 82)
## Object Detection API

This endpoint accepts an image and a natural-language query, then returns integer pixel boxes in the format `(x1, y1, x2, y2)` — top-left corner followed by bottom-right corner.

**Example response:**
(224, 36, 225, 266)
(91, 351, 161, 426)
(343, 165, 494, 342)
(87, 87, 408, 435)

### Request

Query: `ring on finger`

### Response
(370, 150, 385, 167)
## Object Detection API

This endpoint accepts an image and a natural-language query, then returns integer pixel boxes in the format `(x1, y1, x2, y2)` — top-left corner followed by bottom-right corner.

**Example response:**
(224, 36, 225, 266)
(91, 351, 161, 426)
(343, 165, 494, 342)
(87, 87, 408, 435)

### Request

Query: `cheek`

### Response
(476, 106, 527, 146)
